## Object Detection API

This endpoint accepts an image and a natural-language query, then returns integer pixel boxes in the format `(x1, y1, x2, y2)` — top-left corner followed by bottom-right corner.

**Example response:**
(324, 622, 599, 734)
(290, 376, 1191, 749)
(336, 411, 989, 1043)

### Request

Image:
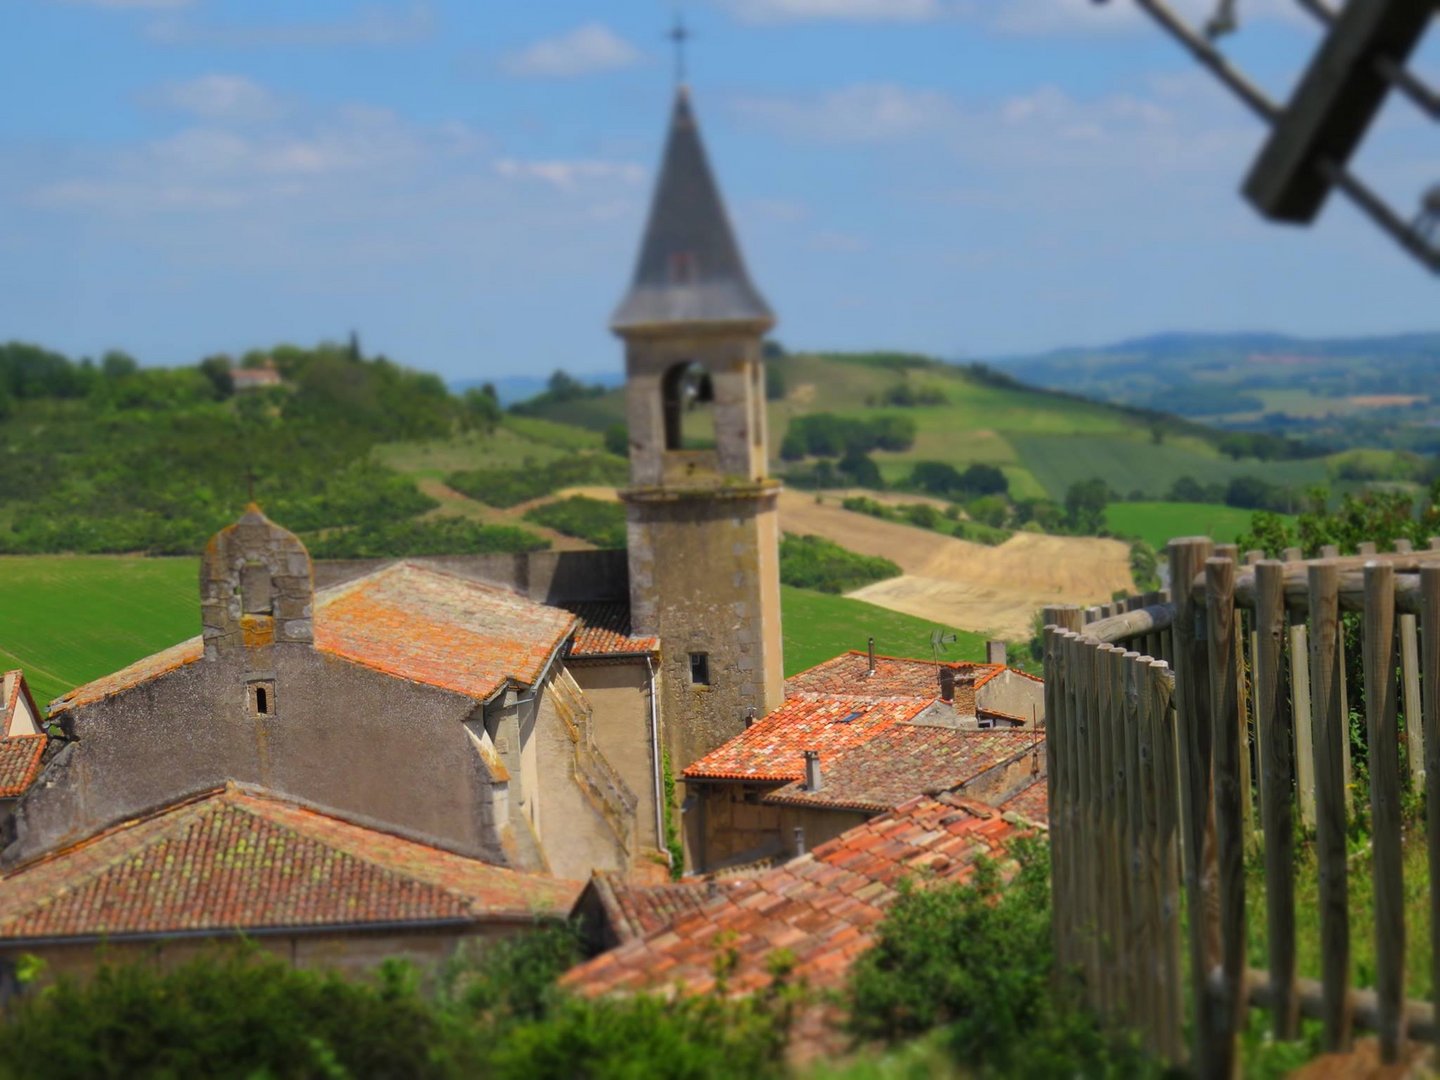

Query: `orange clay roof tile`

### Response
(0, 736, 46, 799)
(682, 695, 930, 783)
(562, 793, 1034, 998)
(562, 602, 658, 658)
(783, 651, 1014, 699)
(50, 563, 577, 715)
(0, 784, 581, 941)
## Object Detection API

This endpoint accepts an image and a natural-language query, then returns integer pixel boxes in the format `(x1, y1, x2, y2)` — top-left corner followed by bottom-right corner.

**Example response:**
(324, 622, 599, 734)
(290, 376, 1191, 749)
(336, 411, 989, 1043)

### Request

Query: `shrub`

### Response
(780, 533, 900, 593)
(305, 517, 549, 558)
(446, 454, 628, 509)
(523, 496, 626, 549)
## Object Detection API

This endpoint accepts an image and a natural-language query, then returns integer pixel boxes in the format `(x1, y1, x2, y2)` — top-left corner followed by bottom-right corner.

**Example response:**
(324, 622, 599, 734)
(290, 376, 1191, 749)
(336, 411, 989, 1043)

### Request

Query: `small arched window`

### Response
(661, 361, 715, 451)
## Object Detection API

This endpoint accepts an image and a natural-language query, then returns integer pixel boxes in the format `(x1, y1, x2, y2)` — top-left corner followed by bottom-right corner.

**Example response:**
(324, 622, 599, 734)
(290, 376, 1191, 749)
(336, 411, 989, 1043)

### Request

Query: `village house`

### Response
(0, 672, 46, 832)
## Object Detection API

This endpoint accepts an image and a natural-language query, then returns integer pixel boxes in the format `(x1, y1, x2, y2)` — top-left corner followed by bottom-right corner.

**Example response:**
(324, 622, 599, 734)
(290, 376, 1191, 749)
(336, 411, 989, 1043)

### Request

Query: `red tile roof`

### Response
(584, 871, 747, 944)
(682, 696, 930, 783)
(51, 563, 577, 714)
(1000, 775, 1049, 822)
(563, 794, 1033, 998)
(762, 727, 1044, 814)
(0, 784, 581, 942)
(563, 602, 658, 659)
(784, 651, 1010, 699)
(0, 736, 46, 799)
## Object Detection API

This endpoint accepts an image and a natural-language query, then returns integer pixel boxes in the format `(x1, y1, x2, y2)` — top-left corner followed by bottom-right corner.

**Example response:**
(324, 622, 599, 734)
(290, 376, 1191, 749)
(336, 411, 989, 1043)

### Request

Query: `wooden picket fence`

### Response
(1043, 536, 1440, 1077)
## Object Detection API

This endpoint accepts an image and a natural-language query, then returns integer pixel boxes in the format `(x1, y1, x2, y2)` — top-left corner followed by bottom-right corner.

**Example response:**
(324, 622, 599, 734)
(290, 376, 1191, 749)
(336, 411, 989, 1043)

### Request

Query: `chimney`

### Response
(939, 666, 956, 703)
(744, 705, 757, 729)
(986, 639, 1007, 666)
(866, 637, 876, 676)
(803, 749, 822, 791)
(793, 825, 806, 857)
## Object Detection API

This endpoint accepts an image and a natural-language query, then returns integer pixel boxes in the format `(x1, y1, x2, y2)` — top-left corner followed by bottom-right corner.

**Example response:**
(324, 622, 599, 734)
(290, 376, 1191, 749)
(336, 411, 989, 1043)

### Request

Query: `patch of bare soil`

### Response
(779, 489, 1131, 638)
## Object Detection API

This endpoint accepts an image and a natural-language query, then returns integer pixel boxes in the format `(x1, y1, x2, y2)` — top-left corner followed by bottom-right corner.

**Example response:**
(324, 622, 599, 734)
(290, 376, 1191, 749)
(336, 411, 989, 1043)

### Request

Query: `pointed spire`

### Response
(611, 87, 774, 333)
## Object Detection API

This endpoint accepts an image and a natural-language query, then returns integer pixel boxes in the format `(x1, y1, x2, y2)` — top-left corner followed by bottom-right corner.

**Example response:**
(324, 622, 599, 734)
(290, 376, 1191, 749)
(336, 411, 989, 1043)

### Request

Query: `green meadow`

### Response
(1103, 501, 1292, 551)
(0, 557, 975, 707)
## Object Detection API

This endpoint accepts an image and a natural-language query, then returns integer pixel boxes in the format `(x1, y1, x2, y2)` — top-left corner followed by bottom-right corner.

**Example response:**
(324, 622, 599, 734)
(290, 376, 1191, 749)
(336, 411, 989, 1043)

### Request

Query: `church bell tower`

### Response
(613, 86, 784, 773)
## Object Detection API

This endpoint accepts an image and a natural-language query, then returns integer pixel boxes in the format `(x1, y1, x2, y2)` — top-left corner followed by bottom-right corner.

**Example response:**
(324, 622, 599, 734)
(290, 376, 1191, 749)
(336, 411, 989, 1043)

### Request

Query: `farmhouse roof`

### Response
(563, 602, 659, 659)
(0, 736, 46, 799)
(682, 695, 930, 783)
(0, 783, 581, 943)
(784, 651, 1038, 700)
(762, 727, 1045, 814)
(578, 870, 748, 947)
(50, 562, 577, 715)
(2, 671, 40, 738)
(563, 793, 1034, 998)
(611, 86, 773, 332)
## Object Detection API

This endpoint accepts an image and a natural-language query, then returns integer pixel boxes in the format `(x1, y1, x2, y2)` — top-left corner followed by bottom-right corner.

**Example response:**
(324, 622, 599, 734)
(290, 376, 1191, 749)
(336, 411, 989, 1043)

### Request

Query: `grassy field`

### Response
(780, 584, 987, 676)
(0, 556, 201, 707)
(0, 557, 967, 705)
(1104, 502, 1293, 550)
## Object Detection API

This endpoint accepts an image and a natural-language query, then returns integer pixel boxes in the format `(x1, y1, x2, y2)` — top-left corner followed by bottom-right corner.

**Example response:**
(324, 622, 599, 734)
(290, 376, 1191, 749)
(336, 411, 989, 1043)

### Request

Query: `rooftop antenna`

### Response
(929, 628, 956, 668)
(667, 10, 690, 87)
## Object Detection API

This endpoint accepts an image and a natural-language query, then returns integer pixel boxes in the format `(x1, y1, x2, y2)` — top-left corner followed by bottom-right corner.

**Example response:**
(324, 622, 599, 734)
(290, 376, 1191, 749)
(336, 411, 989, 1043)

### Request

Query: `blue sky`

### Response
(1, 0, 1435, 382)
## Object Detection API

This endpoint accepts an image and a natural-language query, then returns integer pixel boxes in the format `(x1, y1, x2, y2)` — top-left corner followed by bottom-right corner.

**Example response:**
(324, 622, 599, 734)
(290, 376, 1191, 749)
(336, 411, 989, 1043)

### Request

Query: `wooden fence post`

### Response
(1151, 660, 1185, 1064)
(1400, 612, 1424, 785)
(1291, 619, 1318, 830)
(1043, 620, 1068, 975)
(1207, 556, 1246, 1068)
(1122, 650, 1146, 1038)
(1168, 536, 1222, 1076)
(1309, 560, 1353, 1052)
(1254, 560, 1298, 1039)
(1362, 562, 1405, 1062)
(1421, 566, 1440, 1052)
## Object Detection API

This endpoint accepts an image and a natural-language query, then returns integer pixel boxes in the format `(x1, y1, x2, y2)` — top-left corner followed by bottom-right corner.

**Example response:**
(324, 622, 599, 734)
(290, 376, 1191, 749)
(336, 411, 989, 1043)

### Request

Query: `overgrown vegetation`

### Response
(523, 495, 626, 549)
(305, 517, 548, 559)
(0, 928, 792, 1080)
(446, 454, 628, 509)
(779, 412, 917, 461)
(840, 495, 1012, 547)
(778, 533, 901, 594)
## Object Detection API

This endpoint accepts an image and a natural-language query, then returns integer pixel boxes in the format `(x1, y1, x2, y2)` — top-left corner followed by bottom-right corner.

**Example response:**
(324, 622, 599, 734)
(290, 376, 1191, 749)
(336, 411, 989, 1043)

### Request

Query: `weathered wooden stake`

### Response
(1421, 566, 1440, 1052)
(1291, 621, 1318, 830)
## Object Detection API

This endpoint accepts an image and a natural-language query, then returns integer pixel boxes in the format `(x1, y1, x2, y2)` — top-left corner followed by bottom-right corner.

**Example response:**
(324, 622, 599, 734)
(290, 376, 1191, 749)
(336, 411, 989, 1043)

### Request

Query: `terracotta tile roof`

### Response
(563, 793, 1033, 998)
(1000, 775, 1049, 823)
(784, 651, 1009, 699)
(585, 871, 748, 944)
(0, 736, 46, 799)
(563, 602, 658, 658)
(683, 696, 930, 783)
(762, 727, 1044, 814)
(0, 784, 581, 942)
(51, 563, 577, 714)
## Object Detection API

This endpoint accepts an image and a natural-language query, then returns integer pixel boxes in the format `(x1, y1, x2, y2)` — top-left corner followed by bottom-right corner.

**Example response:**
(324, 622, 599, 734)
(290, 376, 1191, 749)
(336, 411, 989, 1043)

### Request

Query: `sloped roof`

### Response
(0, 736, 46, 799)
(611, 87, 773, 332)
(1000, 775, 1049, 822)
(683, 695, 930, 783)
(783, 651, 1002, 700)
(563, 602, 658, 659)
(583, 870, 747, 945)
(2, 671, 40, 736)
(563, 794, 1032, 998)
(762, 727, 1044, 814)
(51, 563, 577, 715)
(0, 784, 581, 942)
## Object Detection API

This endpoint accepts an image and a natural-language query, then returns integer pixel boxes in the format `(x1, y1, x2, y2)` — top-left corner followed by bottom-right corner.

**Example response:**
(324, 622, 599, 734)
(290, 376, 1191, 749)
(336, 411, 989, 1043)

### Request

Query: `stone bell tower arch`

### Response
(613, 85, 784, 774)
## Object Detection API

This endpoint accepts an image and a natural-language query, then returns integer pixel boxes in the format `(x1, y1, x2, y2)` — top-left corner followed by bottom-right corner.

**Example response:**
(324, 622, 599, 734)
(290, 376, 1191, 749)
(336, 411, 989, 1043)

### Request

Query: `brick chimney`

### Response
(939, 666, 956, 703)
(986, 640, 1007, 666)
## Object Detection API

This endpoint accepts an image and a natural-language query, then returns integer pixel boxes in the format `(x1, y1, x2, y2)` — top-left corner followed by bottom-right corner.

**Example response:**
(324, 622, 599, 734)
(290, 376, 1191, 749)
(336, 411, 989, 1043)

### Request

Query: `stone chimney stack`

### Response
(939, 666, 956, 703)
(986, 640, 1007, 666)
(803, 749, 822, 792)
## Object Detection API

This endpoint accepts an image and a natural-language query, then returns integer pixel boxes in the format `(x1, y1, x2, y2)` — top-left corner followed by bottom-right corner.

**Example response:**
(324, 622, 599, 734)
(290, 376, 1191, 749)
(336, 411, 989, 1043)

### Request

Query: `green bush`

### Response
(446, 454, 628, 509)
(305, 517, 549, 558)
(523, 496, 626, 549)
(780, 533, 900, 593)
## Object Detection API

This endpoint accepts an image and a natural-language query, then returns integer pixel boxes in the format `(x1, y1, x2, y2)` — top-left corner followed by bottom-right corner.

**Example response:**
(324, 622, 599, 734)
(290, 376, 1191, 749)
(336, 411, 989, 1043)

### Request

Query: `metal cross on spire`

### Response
(667, 11, 690, 87)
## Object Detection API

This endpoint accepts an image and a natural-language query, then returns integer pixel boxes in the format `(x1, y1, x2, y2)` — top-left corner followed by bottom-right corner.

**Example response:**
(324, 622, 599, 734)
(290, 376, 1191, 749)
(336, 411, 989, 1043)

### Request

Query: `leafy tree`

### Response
(779, 533, 900, 593)
(909, 461, 964, 496)
(1064, 478, 1110, 535)
(460, 387, 502, 434)
(957, 463, 1008, 498)
(1167, 475, 1208, 503)
(603, 423, 629, 457)
(838, 449, 883, 488)
(100, 350, 139, 380)
(524, 496, 626, 548)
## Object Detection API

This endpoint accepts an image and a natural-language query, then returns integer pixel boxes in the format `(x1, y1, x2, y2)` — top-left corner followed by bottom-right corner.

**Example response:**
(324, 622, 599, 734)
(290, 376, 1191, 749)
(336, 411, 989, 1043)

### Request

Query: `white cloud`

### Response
(500, 23, 640, 78)
(149, 75, 281, 122)
(735, 83, 960, 142)
(494, 158, 646, 190)
(720, 0, 944, 23)
(145, 3, 435, 47)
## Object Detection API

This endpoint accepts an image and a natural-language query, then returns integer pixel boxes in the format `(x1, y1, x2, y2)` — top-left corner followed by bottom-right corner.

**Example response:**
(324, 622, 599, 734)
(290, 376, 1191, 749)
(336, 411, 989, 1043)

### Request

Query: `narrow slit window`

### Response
(688, 652, 711, 686)
(249, 681, 275, 717)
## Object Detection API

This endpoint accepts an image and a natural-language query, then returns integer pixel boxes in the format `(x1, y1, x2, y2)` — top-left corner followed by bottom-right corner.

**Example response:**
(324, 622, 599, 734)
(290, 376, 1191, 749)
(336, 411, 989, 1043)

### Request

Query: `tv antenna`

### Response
(930, 628, 957, 667)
